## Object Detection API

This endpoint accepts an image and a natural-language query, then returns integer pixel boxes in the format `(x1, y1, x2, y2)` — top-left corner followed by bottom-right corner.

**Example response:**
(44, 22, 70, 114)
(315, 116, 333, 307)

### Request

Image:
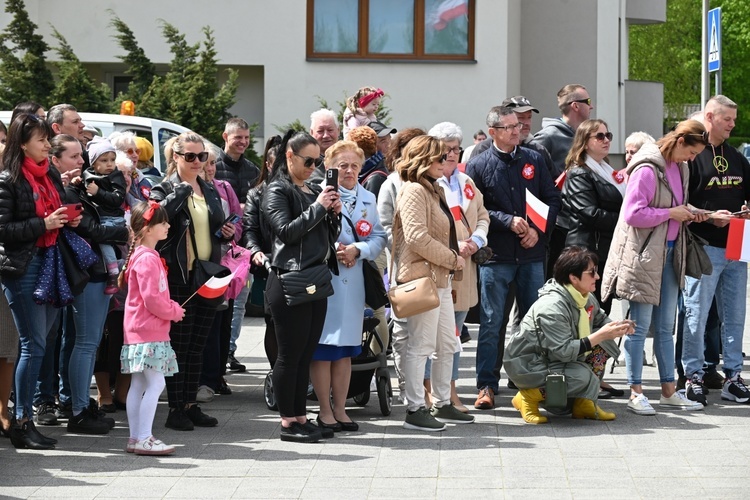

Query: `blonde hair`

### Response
(396, 135, 444, 183)
(324, 140, 365, 166)
(164, 132, 204, 176)
(346, 86, 380, 114)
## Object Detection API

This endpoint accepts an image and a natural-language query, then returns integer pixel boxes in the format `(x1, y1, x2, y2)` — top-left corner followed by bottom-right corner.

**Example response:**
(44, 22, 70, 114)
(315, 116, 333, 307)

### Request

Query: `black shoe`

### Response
(185, 404, 218, 427)
(55, 402, 73, 421)
(600, 385, 625, 397)
(335, 419, 359, 432)
(227, 351, 246, 372)
(165, 408, 194, 431)
(89, 399, 115, 429)
(10, 420, 55, 450)
(460, 324, 471, 344)
(279, 422, 321, 443)
(26, 420, 57, 445)
(99, 403, 117, 413)
(507, 379, 518, 390)
(35, 401, 59, 426)
(677, 375, 688, 392)
(686, 376, 708, 406)
(316, 416, 342, 432)
(703, 370, 725, 390)
(67, 408, 110, 435)
(216, 378, 232, 396)
(114, 400, 127, 411)
(304, 419, 334, 439)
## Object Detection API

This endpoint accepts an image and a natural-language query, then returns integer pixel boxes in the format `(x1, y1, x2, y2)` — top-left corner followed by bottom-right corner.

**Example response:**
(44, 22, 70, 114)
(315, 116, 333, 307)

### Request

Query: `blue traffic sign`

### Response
(708, 7, 721, 72)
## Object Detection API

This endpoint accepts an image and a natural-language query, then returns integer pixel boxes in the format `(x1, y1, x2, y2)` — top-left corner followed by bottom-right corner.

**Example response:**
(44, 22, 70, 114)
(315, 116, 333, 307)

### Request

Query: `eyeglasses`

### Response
(125, 148, 141, 156)
(491, 123, 523, 132)
(294, 153, 323, 168)
(589, 132, 613, 142)
(570, 98, 592, 106)
(175, 151, 209, 163)
(444, 146, 463, 155)
(583, 268, 599, 277)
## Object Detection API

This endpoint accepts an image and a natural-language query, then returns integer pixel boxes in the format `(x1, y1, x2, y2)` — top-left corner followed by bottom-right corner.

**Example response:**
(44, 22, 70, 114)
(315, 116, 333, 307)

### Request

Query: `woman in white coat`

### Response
(310, 141, 387, 432)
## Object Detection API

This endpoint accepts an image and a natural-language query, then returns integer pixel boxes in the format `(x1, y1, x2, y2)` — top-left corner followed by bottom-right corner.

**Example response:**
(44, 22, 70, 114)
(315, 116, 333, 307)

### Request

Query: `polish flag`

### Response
(726, 219, 750, 262)
(444, 188, 462, 221)
(525, 188, 549, 233)
(196, 271, 236, 299)
(433, 0, 468, 30)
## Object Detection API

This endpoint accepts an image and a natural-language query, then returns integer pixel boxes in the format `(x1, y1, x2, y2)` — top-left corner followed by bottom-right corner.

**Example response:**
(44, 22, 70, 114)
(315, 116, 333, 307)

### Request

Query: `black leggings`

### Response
(266, 272, 326, 417)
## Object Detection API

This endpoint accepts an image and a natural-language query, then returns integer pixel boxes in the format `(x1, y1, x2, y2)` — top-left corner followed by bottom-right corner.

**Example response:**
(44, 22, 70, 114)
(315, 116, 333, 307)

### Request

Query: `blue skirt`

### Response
(312, 343, 362, 362)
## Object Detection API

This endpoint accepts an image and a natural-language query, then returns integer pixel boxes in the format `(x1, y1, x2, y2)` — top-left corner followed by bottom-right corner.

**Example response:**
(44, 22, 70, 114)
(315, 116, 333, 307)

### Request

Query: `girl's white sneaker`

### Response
(134, 436, 175, 455)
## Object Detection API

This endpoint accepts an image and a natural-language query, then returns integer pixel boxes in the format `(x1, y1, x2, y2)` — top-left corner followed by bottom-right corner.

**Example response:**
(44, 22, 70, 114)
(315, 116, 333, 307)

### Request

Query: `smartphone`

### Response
(326, 168, 339, 189)
(62, 203, 83, 219)
(732, 209, 750, 216)
(215, 213, 241, 238)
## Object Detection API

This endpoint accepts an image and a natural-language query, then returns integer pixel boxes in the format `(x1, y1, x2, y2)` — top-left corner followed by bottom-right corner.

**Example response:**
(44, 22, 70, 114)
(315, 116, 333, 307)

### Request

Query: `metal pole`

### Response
(701, 0, 709, 109)
(716, 69, 722, 95)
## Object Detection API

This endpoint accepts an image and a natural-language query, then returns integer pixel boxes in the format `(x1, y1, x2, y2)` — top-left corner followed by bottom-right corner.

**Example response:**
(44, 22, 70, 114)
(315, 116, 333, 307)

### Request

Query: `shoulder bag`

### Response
(342, 215, 389, 309)
(188, 218, 231, 309)
(277, 262, 334, 307)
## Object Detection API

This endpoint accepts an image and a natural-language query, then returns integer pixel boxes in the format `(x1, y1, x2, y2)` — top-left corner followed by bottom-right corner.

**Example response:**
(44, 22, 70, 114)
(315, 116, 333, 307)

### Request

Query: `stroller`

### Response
(263, 309, 393, 416)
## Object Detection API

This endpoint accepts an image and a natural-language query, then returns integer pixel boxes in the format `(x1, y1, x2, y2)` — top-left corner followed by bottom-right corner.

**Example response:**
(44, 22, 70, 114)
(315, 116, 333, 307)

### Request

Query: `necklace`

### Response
(711, 144, 728, 174)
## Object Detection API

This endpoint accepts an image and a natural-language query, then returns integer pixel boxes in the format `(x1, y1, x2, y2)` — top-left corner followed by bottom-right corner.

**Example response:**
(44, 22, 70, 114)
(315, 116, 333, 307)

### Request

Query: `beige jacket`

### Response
(392, 178, 460, 289)
(601, 143, 688, 305)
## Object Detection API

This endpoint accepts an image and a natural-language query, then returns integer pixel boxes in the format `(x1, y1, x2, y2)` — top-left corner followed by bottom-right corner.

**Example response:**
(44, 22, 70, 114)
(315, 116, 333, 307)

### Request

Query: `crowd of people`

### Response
(1, 85, 749, 450)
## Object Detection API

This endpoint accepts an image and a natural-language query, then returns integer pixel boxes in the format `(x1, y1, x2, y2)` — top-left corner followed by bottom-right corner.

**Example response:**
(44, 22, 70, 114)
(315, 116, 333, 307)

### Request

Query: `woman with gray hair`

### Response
(424, 122, 489, 412)
(624, 131, 655, 166)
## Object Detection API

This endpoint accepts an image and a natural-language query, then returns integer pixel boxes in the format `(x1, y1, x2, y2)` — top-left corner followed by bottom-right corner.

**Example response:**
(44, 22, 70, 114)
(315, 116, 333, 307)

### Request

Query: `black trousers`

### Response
(266, 272, 326, 417)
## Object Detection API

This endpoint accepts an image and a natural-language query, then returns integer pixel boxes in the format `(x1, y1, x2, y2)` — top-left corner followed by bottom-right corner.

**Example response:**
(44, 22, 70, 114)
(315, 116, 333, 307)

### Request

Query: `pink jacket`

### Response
(123, 246, 184, 345)
(212, 178, 243, 243)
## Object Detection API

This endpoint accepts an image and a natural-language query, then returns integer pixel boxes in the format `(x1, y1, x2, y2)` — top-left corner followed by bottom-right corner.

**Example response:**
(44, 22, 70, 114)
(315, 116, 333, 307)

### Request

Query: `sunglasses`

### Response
(125, 148, 141, 156)
(590, 132, 613, 142)
(175, 151, 209, 163)
(686, 131, 710, 145)
(570, 98, 592, 106)
(583, 268, 599, 277)
(294, 153, 323, 168)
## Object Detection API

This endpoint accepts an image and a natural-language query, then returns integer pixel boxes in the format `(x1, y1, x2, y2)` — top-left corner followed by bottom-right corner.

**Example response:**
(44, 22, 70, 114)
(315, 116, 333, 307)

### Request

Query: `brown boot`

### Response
(512, 389, 548, 424)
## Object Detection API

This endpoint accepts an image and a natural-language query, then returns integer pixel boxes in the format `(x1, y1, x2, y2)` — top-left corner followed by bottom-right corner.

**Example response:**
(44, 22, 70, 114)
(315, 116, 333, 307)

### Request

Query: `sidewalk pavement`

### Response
(1, 300, 749, 499)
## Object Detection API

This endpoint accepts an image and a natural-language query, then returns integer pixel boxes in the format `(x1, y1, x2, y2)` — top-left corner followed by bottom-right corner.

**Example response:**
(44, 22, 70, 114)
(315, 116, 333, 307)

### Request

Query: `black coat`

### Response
(562, 165, 623, 261)
(241, 182, 273, 277)
(214, 150, 260, 205)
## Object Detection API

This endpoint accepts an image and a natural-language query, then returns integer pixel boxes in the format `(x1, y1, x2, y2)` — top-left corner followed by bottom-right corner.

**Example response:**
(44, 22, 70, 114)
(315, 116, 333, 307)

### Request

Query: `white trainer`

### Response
(627, 393, 656, 416)
(134, 436, 175, 456)
(196, 385, 215, 403)
(659, 391, 704, 411)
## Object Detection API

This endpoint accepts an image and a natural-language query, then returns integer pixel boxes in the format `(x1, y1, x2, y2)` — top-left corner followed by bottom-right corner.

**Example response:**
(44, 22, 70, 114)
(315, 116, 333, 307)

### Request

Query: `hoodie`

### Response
(532, 117, 575, 175)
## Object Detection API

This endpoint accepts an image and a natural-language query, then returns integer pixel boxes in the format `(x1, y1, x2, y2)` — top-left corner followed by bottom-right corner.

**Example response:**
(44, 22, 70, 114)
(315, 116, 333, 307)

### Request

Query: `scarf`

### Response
(564, 283, 591, 340)
(584, 155, 627, 197)
(339, 184, 357, 216)
(21, 157, 61, 247)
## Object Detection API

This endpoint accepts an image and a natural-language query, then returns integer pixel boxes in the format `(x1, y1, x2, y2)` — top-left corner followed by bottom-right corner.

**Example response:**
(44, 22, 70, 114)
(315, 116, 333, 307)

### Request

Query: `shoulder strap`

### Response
(342, 214, 361, 243)
(360, 169, 387, 186)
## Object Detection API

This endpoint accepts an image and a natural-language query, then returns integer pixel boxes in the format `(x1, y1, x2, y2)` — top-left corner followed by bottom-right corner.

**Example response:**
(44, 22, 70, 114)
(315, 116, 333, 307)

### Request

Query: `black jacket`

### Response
(466, 145, 561, 265)
(263, 178, 340, 272)
(214, 150, 260, 205)
(0, 167, 65, 277)
(359, 158, 389, 199)
(80, 168, 127, 218)
(241, 182, 273, 277)
(150, 173, 227, 285)
(562, 165, 623, 261)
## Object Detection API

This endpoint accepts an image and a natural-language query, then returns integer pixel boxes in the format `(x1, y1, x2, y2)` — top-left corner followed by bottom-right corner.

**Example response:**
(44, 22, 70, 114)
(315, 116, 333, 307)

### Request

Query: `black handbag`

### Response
(683, 227, 713, 279)
(188, 218, 231, 309)
(58, 236, 90, 296)
(277, 263, 333, 307)
(342, 215, 389, 309)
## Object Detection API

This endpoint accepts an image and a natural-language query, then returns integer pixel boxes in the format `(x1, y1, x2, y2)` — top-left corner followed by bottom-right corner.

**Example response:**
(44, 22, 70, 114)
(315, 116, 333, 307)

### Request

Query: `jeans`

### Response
(57, 307, 77, 407)
(682, 244, 747, 379)
(98, 216, 125, 271)
(625, 246, 679, 385)
(69, 281, 111, 414)
(3, 255, 61, 419)
(33, 311, 61, 406)
(425, 310, 469, 381)
(475, 262, 544, 392)
(229, 278, 251, 353)
(675, 294, 721, 378)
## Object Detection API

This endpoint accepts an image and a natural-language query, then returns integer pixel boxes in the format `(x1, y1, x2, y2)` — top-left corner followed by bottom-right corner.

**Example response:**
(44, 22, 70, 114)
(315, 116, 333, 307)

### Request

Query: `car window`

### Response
(158, 128, 181, 174)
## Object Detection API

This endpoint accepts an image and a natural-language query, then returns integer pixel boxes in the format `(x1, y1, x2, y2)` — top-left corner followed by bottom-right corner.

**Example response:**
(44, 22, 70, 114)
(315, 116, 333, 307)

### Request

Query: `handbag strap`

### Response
(532, 312, 565, 377)
(342, 214, 361, 243)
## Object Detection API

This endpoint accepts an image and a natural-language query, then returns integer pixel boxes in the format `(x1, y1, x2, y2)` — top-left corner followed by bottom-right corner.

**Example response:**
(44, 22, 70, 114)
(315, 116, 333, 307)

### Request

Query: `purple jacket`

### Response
(213, 178, 243, 243)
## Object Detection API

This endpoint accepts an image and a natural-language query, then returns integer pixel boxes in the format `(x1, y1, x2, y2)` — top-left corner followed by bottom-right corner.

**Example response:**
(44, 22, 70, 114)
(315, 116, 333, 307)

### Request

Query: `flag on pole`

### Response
(196, 271, 236, 299)
(726, 218, 750, 262)
(525, 188, 549, 233)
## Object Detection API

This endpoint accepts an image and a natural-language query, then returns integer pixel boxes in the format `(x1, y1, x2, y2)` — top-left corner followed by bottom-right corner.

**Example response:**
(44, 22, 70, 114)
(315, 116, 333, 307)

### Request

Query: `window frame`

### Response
(306, 0, 475, 62)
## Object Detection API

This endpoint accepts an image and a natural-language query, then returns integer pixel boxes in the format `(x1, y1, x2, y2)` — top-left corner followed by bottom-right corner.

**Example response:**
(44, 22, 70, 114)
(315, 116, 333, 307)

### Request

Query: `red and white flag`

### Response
(525, 188, 549, 233)
(196, 271, 236, 299)
(726, 218, 750, 262)
(433, 0, 468, 30)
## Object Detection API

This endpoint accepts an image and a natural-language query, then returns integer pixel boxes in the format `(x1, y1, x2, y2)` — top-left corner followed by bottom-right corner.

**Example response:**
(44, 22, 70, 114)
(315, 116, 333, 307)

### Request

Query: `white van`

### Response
(0, 112, 191, 175)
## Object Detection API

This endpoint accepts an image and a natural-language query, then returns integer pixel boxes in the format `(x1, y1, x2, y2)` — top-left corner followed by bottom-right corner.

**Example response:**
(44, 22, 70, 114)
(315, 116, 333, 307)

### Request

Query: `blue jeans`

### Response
(57, 307, 77, 407)
(229, 278, 251, 352)
(425, 310, 469, 381)
(33, 311, 62, 406)
(475, 262, 544, 392)
(2, 255, 61, 419)
(626, 246, 679, 385)
(675, 294, 721, 378)
(682, 244, 747, 379)
(68, 281, 111, 414)
(98, 216, 125, 271)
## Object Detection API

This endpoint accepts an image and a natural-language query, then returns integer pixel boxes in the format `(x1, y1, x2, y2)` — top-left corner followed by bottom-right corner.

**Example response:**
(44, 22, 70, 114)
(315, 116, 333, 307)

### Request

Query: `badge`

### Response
(463, 184, 475, 200)
(355, 219, 372, 237)
(522, 163, 535, 180)
(586, 305, 594, 320)
(612, 170, 625, 184)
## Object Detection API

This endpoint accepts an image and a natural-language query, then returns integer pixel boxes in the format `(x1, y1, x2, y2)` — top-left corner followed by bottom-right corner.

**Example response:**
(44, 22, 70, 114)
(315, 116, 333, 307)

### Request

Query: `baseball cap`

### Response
(501, 96, 539, 113)
(367, 121, 397, 138)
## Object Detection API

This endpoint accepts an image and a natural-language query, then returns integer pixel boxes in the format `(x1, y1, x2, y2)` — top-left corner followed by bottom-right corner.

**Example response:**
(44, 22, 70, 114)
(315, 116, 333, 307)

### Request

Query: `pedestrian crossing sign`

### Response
(708, 7, 721, 72)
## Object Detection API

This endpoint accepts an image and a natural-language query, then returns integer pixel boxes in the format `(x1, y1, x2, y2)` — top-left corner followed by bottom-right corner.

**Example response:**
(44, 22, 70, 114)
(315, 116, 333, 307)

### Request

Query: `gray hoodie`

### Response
(532, 117, 575, 175)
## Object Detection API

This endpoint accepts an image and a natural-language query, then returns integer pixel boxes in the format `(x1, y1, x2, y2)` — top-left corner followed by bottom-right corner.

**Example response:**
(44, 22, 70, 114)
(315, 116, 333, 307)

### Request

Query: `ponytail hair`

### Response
(269, 130, 319, 184)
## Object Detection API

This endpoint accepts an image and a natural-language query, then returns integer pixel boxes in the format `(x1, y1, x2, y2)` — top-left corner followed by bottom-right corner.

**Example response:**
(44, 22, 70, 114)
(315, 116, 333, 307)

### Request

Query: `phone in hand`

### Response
(62, 203, 83, 219)
(214, 213, 241, 238)
(732, 209, 750, 216)
(326, 168, 339, 189)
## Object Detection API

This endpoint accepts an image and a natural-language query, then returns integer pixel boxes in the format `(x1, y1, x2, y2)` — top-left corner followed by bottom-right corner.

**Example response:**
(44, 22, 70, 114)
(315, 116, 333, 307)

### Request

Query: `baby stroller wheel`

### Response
(376, 375, 392, 416)
(264, 371, 277, 411)
(353, 389, 370, 406)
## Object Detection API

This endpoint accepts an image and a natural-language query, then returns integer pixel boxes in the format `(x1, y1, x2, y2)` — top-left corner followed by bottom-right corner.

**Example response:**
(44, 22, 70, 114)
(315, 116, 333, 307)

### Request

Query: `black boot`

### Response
(10, 420, 55, 450)
(26, 420, 58, 445)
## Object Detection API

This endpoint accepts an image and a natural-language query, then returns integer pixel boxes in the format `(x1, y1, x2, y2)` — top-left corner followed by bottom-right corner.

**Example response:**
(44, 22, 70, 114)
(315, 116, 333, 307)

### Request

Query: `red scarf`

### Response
(21, 157, 61, 247)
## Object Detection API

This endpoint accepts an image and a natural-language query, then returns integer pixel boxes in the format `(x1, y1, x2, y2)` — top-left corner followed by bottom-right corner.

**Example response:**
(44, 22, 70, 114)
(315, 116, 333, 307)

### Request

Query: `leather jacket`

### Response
(263, 178, 340, 272)
(150, 173, 227, 285)
(241, 182, 273, 277)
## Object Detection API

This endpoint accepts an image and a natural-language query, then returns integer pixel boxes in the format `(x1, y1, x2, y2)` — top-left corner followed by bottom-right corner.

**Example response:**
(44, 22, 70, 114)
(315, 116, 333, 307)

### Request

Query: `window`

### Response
(307, 0, 474, 61)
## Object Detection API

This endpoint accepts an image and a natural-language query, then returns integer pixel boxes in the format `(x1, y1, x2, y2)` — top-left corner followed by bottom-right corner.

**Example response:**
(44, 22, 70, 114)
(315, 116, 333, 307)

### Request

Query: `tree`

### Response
(48, 28, 111, 113)
(630, 0, 750, 139)
(0, 0, 54, 109)
(109, 12, 156, 104)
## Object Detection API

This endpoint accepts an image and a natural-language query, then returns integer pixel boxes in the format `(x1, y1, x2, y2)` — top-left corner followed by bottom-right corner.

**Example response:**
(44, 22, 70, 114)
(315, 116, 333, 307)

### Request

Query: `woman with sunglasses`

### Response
(150, 132, 235, 431)
(602, 120, 710, 416)
(0, 113, 82, 448)
(264, 130, 341, 443)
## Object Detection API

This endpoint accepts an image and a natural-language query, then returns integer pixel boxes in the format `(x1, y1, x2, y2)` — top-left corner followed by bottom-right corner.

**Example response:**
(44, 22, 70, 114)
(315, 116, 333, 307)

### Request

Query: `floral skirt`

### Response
(120, 341, 179, 376)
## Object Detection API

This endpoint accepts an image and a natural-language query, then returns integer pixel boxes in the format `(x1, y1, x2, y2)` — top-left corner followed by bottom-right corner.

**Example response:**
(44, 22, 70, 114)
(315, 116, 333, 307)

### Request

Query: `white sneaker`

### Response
(659, 391, 704, 411)
(134, 436, 175, 456)
(627, 393, 656, 416)
(196, 385, 215, 403)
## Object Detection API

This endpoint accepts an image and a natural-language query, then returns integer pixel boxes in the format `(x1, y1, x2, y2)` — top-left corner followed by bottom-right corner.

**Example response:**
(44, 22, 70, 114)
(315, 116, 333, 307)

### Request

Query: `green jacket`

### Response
(503, 279, 620, 401)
